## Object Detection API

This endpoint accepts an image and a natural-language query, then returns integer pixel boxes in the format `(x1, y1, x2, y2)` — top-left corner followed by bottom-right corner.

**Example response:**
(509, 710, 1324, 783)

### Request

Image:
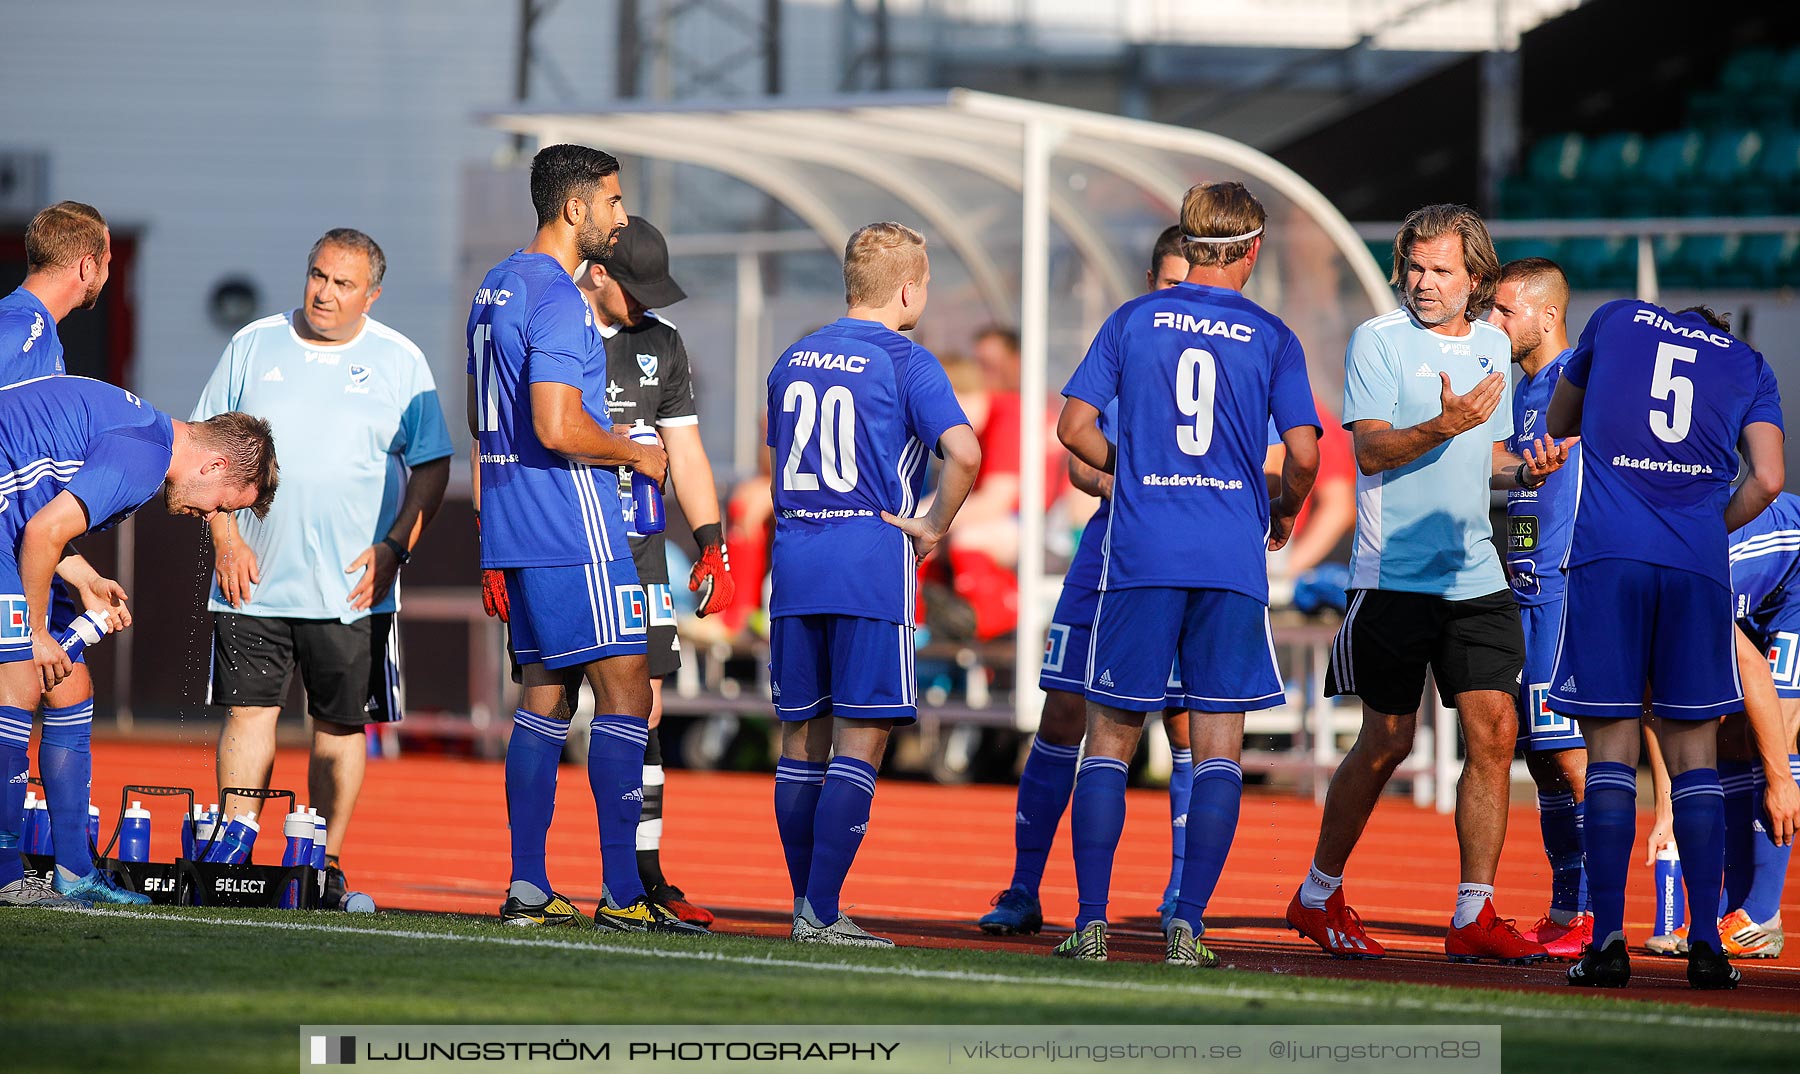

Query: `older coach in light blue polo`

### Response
(192, 227, 452, 907)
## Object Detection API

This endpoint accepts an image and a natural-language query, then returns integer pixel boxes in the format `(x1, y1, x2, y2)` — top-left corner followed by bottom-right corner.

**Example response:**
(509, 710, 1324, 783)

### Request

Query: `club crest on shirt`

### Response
(346, 364, 372, 394)
(1477, 354, 1493, 372)
(1521, 409, 1538, 437)
(637, 353, 658, 379)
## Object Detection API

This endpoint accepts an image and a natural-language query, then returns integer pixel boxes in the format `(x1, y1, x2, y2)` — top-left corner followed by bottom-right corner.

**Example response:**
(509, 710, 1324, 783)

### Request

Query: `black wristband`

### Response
(693, 522, 724, 550)
(382, 536, 412, 565)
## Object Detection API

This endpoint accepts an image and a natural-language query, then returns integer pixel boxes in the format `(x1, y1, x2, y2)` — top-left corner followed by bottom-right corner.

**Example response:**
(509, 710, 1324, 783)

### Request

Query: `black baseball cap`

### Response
(607, 216, 687, 308)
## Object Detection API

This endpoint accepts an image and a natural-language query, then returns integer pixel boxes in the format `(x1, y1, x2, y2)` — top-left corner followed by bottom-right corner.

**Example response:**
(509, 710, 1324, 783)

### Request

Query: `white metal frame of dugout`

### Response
(484, 90, 1451, 800)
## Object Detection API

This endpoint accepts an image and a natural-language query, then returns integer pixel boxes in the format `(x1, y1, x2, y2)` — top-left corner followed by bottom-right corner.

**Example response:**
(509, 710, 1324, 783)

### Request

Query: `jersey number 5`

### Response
(782, 382, 859, 492)
(1176, 347, 1218, 456)
(1649, 340, 1696, 444)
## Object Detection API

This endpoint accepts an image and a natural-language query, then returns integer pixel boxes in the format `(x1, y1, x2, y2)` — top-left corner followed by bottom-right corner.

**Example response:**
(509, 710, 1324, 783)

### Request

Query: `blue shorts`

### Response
(1741, 603, 1800, 700)
(1549, 560, 1742, 722)
(1088, 586, 1283, 714)
(769, 614, 916, 724)
(505, 559, 648, 670)
(1043, 595, 1182, 708)
(1517, 599, 1583, 751)
(0, 550, 82, 666)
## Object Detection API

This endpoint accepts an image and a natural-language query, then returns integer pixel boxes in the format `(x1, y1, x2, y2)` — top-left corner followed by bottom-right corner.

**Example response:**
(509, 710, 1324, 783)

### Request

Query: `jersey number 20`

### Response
(1176, 347, 1218, 456)
(782, 382, 858, 492)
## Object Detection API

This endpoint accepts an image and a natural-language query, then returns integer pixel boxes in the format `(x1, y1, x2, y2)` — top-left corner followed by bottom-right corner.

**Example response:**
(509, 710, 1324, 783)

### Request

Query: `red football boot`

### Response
(1286, 887, 1386, 959)
(1446, 899, 1549, 964)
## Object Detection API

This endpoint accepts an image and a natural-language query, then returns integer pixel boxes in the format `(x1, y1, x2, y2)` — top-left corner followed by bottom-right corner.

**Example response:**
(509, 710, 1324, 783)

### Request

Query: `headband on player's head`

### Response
(1184, 227, 1263, 244)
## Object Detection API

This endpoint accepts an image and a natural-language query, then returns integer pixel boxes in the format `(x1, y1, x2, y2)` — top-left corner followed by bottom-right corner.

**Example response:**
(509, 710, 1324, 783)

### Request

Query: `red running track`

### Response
(83, 739, 1800, 1014)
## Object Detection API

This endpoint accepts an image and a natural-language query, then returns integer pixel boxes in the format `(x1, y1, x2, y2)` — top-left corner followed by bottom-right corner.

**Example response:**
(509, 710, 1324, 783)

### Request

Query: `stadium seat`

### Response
(1655, 234, 1737, 289)
(1734, 130, 1800, 215)
(1494, 237, 1562, 265)
(1556, 132, 1641, 216)
(1614, 130, 1703, 217)
(1686, 130, 1763, 216)
(1691, 48, 1784, 129)
(1499, 133, 1583, 217)
(1562, 235, 1636, 290)
(1729, 232, 1800, 288)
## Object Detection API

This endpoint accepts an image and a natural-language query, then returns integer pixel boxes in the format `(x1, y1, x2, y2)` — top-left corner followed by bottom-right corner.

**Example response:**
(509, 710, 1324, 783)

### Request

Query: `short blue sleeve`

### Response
(399, 388, 455, 466)
(1487, 363, 1514, 443)
(1748, 357, 1785, 431)
(1563, 300, 1627, 390)
(1062, 308, 1125, 412)
(1342, 324, 1398, 426)
(1271, 331, 1322, 436)
(901, 347, 969, 455)
(524, 288, 592, 390)
(62, 430, 171, 533)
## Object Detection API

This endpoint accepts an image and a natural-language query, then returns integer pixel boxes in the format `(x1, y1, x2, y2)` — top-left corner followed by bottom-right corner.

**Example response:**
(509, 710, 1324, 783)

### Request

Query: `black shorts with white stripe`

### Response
(1324, 588, 1524, 716)
(209, 612, 404, 726)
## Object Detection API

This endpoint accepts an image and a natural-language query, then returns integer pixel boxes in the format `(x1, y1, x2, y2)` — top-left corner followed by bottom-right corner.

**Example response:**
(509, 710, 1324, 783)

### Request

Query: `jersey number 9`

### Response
(1176, 347, 1218, 456)
(782, 381, 859, 492)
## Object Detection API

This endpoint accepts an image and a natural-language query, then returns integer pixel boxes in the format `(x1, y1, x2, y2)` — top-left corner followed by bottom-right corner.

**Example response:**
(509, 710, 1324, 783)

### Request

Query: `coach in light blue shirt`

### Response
(191, 228, 452, 906)
(1289, 205, 1574, 963)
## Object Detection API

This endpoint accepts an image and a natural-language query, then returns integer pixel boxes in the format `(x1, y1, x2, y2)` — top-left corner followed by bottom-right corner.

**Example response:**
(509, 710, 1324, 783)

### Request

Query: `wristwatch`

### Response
(381, 536, 412, 565)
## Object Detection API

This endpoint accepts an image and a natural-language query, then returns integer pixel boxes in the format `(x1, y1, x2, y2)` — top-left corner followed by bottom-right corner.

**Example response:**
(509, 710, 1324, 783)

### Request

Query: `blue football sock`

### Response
(1583, 761, 1638, 945)
(39, 701, 94, 877)
(0, 707, 28, 889)
(774, 758, 828, 900)
(588, 713, 650, 906)
(1537, 789, 1585, 917)
(1173, 756, 1242, 930)
(1719, 759, 1757, 916)
(1741, 755, 1800, 924)
(504, 709, 568, 894)
(1575, 798, 1590, 912)
(1070, 756, 1129, 930)
(1007, 737, 1078, 895)
(1671, 768, 1726, 951)
(805, 756, 878, 924)
(1165, 746, 1193, 901)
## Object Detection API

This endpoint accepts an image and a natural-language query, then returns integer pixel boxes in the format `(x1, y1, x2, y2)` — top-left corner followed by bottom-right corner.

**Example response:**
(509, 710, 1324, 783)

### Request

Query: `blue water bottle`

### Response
(56, 609, 111, 660)
(119, 800, 152, 863)
(279, 806, 314, 908)
(87, 804, 100, 856)
(624, 421, 665, 536)
(310, 809, 328, 870)
(180, 805, 200, 859)
(206, 813, 259, 865)
(194, 804, 220, 859)
(21, 792, 46, 855)
(1653, 843, 1685, 938)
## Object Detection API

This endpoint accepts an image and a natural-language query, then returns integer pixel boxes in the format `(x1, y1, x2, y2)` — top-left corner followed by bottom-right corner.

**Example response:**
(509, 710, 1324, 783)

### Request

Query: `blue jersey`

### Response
(1731, 492, 1800, 623)
(467, 251, 629, 569)
(1505, 349, 1579, 606)
(0, 376, 173, 551)
(766, 318, 968, 624)
(1057, 402, 1119, 624)
(0, 287, 63, 383)
(1063, 282, 1318, 603)
(1564, 299, 1784, 587)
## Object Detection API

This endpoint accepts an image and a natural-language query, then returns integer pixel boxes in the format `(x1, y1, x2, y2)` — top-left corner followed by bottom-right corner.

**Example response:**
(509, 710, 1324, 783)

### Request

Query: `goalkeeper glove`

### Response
(688, 523, 734, 618)
(481, 569, 509, 621)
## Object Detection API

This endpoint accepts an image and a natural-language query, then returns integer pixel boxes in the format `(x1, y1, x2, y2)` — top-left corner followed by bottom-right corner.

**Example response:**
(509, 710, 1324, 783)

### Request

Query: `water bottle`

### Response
(180, 805, 200, 860)
(310, 809, 328, 870)
(87, 804, 101, 856)
(119, 800, 152, 863)
(206, 813, 258, 865)
(20, 791, 45, 855)
(623, 421, 665, 536)
(279, 806, 315, 909)
(193, 805, 221, 860)
(341, 892, 377, 913)
(1653, 843, 1685, 937)
(56, 609, 112, 660)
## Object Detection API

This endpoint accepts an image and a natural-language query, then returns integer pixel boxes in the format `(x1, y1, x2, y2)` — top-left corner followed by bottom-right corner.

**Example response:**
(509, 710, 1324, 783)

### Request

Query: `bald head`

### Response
(1490, 257, 1570, 367)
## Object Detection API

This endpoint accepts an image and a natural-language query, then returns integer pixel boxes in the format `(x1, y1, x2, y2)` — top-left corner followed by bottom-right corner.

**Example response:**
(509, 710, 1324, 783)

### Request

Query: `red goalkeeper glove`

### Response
(688, 524, 734, 618)
(481, 569, 509, 622)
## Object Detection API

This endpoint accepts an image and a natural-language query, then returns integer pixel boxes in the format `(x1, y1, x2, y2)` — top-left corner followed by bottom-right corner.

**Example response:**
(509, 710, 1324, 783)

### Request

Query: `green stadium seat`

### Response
(1689, 48, 1785, 130)
(1729, 232, 1800, 288)
(1720, 48, 1784, 94)
(1556, 132, 1642, 216)
(1615, 130, 1703, 217)
(1734, 130, 1800, 215)
(1494, 237, 1563, 266)
(1685, 130, 1763, 216)
(1499, 133, 1584, 218)
(1563, 236, 1635, 290)
(1655, 234, 1736, 289)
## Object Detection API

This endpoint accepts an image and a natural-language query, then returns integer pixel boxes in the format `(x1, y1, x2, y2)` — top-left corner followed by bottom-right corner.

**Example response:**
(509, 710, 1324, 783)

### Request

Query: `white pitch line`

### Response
(31, 906, 1800, 1033)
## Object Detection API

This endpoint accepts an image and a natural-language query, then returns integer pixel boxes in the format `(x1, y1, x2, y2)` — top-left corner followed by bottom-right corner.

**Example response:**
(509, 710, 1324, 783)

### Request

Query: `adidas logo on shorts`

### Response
(1015, 811, 1030, 826)
(1172, 813, 1187, 829)
(622, 787, 645, 802)
(1097, 670, 1116, 688)
(850, 822, 868, 835)
(1560, 676, 1577, 695)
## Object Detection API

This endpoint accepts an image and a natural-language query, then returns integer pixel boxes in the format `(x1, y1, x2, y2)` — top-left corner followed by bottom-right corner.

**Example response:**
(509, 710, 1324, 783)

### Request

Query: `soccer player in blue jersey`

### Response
(0, 377, 276, 906)
(1054, 183, 1320, 964)
(468, 144, 697, 934)
(978, 226, 1240, 939)
(1293, 205, 1569, 964)
(769, 222, 981, 947)
(1487, 258, 1591, 958)
(1548, 302, 1786, 990)
(0, 201, 148, 905)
